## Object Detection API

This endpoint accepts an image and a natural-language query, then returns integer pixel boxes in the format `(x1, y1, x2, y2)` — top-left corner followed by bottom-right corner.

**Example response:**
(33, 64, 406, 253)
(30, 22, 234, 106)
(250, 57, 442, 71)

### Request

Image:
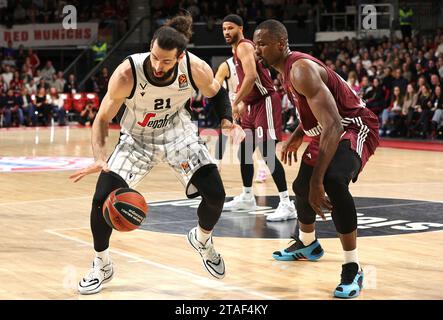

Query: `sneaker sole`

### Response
(266, 214, 297, 222)
(272, 249, 324, 261)
(78, 269, 114, 295)
(186, 232, 225, 280)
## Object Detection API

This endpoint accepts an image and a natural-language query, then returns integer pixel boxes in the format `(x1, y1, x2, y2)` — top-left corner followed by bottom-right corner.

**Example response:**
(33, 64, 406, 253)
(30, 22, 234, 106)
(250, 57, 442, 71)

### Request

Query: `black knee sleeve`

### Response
(190, 165, 226, 231)
(323, 141, 361, 234)
(324, 172, 357, 234)
(91, 171, 129, 252)
(292, 174, 317, 225)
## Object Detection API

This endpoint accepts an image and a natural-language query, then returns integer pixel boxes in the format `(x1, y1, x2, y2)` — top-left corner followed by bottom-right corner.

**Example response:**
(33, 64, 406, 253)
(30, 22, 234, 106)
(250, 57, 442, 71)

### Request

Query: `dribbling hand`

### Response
(69, 159, 110, 183)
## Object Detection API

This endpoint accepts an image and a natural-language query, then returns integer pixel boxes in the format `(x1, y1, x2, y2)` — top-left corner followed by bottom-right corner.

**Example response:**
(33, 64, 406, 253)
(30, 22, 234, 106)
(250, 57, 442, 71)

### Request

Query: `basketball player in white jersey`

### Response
(214, 57, 268, 182)
(70, 15, 244, 295)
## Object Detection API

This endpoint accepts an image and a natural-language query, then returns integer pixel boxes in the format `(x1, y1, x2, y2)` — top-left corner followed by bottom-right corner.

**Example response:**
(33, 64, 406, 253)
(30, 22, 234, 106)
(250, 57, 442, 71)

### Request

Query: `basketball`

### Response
(103, 188, 148, 232)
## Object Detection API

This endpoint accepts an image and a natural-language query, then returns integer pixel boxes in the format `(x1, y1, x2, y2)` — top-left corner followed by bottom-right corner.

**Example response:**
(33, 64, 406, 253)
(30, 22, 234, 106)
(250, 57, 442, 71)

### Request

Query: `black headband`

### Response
(222, 14, 243, 27)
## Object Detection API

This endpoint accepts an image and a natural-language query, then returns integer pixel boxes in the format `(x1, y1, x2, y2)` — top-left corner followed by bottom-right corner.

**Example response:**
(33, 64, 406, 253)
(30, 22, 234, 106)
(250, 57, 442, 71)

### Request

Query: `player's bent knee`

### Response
(92, 171, 129, 206)
(332, 213, 357, 235)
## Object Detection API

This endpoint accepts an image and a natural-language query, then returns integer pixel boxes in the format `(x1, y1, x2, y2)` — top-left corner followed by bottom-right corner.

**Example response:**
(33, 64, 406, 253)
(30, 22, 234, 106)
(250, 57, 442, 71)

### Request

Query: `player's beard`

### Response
(147, 60, 177, 83)
(152, 64, 177, 82)
(226, 34, 239, 45)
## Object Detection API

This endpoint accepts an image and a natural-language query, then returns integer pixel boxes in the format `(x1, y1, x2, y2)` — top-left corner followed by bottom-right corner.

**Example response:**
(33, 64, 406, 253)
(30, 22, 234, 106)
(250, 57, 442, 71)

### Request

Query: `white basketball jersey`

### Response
(121, 51, 196, 137)
(222, 57, 238, 104)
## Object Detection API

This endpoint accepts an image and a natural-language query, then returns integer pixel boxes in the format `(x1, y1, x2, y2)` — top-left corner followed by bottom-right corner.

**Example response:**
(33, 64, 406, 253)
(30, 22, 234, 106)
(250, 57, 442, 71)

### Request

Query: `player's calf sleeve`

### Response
(191, 165, 226, 231)
(91, 171, 129, 252)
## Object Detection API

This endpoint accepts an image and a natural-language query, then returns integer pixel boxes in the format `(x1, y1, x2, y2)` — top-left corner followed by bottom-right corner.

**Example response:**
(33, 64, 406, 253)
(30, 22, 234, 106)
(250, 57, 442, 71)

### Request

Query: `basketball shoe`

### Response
(78, 257, 114, 295)
(334, 262, 364, 299)
(266, 200, 297, 222)
(187, 227, 225, 279)
(223, 193, 256, 211)
(272, 237, 324, 261)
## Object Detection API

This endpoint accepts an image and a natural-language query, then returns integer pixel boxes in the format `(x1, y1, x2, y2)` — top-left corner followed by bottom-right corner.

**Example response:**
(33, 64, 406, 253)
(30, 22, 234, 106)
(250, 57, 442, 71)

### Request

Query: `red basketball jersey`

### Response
(283, 51, 379, 169)
(234, 39, 275, 105)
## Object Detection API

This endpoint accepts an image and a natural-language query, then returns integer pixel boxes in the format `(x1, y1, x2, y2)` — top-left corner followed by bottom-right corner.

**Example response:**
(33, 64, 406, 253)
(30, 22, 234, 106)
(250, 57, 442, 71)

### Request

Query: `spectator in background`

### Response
(1, 65, 13, 87)
(13, 2, 27, 24)
(402, 62, 412, 82)
(0, 76, 7, 93)
(9, 71, 23, 93)
(25, 78, 38, 95)
(78, 101, 98, 126)
(431, 87, 443, 138)
(403, 83, 419, 130)
(40, 60, 56, 83)
(410, 85, 433, 138)
(18, 88, 37, 126)
(47, 87, 66, 126)
(34, 87, 51, 126)
(380, 86, 403, 136)
(27, 48, 40, 74)
(365, 77, 385, 115)
(347, 71, 360, 94)
(3, 41, 16, 59)
(15, 45, 27, 71)
(91, 36, 107, 65)
(1, 89, 24, 127)
(429, 74, 441, 91)
(53, 71, 66, 93)
(37, 78, 49, 91)
(392, 68, 408, 94)
(63, 74, 78, 94)
(358, 76, 372, 98)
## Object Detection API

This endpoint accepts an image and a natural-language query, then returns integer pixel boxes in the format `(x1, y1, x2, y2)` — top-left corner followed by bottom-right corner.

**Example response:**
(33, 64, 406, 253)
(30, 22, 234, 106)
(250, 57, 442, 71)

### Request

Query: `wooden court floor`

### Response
(0, 126, 442, 300)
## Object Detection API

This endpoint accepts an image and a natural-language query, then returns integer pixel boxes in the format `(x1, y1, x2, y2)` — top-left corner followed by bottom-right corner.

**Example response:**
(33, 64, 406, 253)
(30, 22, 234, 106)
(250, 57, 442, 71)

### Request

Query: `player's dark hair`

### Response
(152, 14, 193, 56)
(256, 19, 288, 41)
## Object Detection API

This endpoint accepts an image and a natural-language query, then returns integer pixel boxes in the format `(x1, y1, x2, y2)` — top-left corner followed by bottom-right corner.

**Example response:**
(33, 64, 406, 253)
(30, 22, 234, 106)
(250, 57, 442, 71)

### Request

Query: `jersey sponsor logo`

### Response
(137, 112, 173, 129)
(139, 82, 148, 90)
(0, 156, 94, 172)
(178, 74, 188, 89)
(139, 196, 443, 239)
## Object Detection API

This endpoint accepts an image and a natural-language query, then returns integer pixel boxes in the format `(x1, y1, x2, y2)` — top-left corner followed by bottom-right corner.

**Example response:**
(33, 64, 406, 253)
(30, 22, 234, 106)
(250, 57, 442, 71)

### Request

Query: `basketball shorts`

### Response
(240, 91, 283, 141)
(107, 115, 215, 198)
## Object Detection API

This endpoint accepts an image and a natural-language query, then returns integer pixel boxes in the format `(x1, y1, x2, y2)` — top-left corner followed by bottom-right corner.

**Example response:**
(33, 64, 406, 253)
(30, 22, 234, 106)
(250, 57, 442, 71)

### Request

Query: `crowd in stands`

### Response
(0, 42, 106, 127)
(307, 31, 443, 139)
(152, 0, 356, 27)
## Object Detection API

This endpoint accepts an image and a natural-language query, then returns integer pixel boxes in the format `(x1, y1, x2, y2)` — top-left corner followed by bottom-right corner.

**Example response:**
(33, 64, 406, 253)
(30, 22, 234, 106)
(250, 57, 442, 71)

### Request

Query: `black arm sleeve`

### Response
(208, 86, 233, 123)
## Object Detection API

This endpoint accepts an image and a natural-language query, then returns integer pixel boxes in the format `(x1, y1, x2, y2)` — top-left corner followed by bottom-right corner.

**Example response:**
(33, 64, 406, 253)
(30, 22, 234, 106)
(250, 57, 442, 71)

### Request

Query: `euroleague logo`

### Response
(140, 196, 443, 238)
(0, 156, 93, 173)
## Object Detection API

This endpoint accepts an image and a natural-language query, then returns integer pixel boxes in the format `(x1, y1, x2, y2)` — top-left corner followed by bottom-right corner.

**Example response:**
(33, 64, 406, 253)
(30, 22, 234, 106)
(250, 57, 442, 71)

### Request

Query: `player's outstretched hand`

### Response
(69, 159, 110, 183)
(221, 119, 246, 145)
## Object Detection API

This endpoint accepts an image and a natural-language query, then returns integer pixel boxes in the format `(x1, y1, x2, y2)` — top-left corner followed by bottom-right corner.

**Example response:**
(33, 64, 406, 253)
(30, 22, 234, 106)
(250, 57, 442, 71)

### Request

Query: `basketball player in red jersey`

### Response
(221, 14, 296, 222)
(253, 20, 380, 298)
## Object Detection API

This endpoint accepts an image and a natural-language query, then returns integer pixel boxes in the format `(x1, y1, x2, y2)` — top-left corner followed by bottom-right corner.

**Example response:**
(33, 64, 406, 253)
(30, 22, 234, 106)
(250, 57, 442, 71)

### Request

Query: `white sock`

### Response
(279, 190, 290, 203)
(344, 248, 359, 268)
(299, 230, 316, 246)
(196, 225, 212, 245)
(242, 187, 253, 198)
(95, 248, 110, 265)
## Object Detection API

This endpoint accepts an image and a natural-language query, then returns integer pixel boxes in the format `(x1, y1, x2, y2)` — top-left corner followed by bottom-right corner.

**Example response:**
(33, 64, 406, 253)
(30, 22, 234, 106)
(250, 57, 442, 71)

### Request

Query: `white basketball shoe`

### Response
(78, 257, 114, 295)
(266, 200, 298, 222)
(223, 193, 256, 211)
(187, 227, 225, 279)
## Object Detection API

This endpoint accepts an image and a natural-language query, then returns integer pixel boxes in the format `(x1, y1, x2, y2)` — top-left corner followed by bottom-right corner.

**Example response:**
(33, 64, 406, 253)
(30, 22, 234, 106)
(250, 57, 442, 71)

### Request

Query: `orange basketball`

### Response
(103, 188, 148, 232)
